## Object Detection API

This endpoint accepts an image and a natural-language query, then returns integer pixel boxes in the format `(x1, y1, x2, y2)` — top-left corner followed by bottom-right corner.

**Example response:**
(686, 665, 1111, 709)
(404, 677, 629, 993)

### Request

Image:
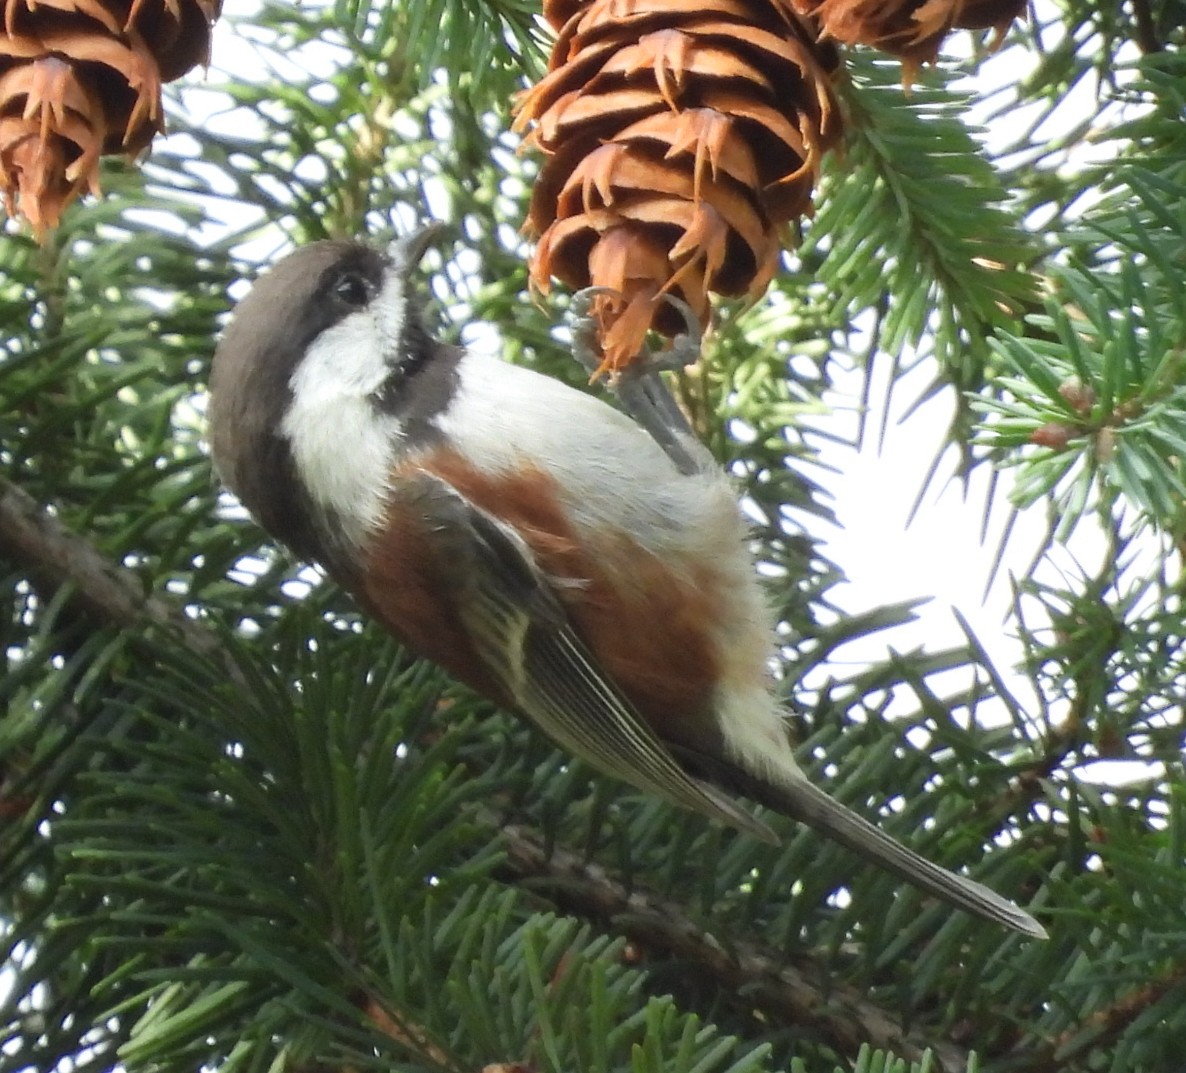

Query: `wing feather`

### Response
(422, 475, 776, 842)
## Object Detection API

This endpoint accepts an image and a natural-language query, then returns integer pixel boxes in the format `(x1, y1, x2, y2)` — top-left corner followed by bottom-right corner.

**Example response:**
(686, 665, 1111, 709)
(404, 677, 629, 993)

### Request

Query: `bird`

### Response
(206, 222, 1046, 939)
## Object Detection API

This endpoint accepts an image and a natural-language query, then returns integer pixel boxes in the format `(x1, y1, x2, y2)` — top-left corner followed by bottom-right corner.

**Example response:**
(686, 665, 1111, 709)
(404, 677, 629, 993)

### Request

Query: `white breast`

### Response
(435, 354, 737, 553)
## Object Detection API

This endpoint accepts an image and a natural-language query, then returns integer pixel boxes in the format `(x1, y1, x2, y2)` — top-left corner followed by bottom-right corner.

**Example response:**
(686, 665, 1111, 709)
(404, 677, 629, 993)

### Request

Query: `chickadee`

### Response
(207, 224, 1046, 939)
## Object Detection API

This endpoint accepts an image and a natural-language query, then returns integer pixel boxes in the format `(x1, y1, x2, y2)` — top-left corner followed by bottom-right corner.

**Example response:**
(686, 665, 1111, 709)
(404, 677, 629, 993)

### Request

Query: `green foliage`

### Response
(975, 52, 1186, 542)
(810, 56, 1039, 362)
(2, 3, 1185, 1073)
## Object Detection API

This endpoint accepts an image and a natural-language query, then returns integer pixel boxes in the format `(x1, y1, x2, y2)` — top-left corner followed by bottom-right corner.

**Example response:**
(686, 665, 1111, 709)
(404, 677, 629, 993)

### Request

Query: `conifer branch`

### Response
(1129, 0, 1161, 53)
(0, 474, 977, 1071)
(496, 819, 971, 1073)
(1022, 960, 1186, 1070)
(0, 477, 222, 661)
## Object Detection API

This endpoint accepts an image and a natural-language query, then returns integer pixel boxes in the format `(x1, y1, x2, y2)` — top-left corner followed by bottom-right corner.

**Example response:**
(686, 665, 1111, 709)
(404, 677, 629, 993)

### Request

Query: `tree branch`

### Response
(0, 477, 221, 660)
(1129, 0, 1161, 53)
(495, 819, 971, 1073)
(1020, 960, 1186, 1070)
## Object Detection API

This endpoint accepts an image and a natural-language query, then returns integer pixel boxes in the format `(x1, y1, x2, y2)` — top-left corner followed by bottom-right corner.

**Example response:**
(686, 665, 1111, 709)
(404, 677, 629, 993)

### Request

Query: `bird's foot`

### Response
(569, 287, 713, 477)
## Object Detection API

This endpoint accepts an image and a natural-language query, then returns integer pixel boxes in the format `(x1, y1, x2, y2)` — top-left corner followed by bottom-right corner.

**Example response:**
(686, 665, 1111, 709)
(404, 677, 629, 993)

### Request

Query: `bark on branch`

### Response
(496, 819, 971, 1072)
(0, 477, 220, 660)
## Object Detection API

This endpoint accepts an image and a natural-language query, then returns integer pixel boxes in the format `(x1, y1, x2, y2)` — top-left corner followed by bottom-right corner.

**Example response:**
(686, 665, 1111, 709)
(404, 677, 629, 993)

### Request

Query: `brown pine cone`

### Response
(787, 0, 1025, 81)
(515, 0, 842, 376)
(0, 0, 220, 232)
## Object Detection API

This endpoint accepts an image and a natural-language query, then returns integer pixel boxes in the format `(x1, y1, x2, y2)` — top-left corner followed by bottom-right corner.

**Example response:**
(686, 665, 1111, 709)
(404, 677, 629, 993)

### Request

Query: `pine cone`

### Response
(515, 0, 841, 376)
(0, 0, 220, 233)
(788, 0, 1024, 81)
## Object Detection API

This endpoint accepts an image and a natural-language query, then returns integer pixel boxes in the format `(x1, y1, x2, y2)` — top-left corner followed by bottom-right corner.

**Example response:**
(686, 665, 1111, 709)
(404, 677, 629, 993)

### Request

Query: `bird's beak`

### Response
(388, 221, 448, 273)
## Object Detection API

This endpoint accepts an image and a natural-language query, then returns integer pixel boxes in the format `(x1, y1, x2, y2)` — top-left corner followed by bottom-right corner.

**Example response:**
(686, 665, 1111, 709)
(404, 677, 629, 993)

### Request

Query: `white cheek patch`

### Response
(281, 311, 400, 550)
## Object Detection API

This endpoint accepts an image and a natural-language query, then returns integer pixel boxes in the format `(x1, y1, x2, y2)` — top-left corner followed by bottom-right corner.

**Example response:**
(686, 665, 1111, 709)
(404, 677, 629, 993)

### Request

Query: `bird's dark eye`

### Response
(333, 271, 371, 308)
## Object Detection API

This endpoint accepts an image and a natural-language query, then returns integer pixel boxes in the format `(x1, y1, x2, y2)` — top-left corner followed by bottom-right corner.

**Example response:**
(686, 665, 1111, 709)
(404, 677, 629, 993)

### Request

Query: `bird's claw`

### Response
(647, 291, 704, 376)
(570, 286, 706, 380)
(567, 286, 714, 477)
(569, 286, 619, 381)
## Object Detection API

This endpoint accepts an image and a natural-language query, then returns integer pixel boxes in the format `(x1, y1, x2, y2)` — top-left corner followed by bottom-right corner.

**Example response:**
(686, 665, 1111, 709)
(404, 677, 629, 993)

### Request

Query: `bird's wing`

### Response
(416, 474, 776, 842)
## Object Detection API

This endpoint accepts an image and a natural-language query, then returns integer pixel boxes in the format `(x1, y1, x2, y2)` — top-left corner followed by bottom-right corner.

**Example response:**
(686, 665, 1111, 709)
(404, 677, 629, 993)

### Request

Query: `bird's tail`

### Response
(702, 758, 1048, 943)
(758, 772, 1047, 938)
